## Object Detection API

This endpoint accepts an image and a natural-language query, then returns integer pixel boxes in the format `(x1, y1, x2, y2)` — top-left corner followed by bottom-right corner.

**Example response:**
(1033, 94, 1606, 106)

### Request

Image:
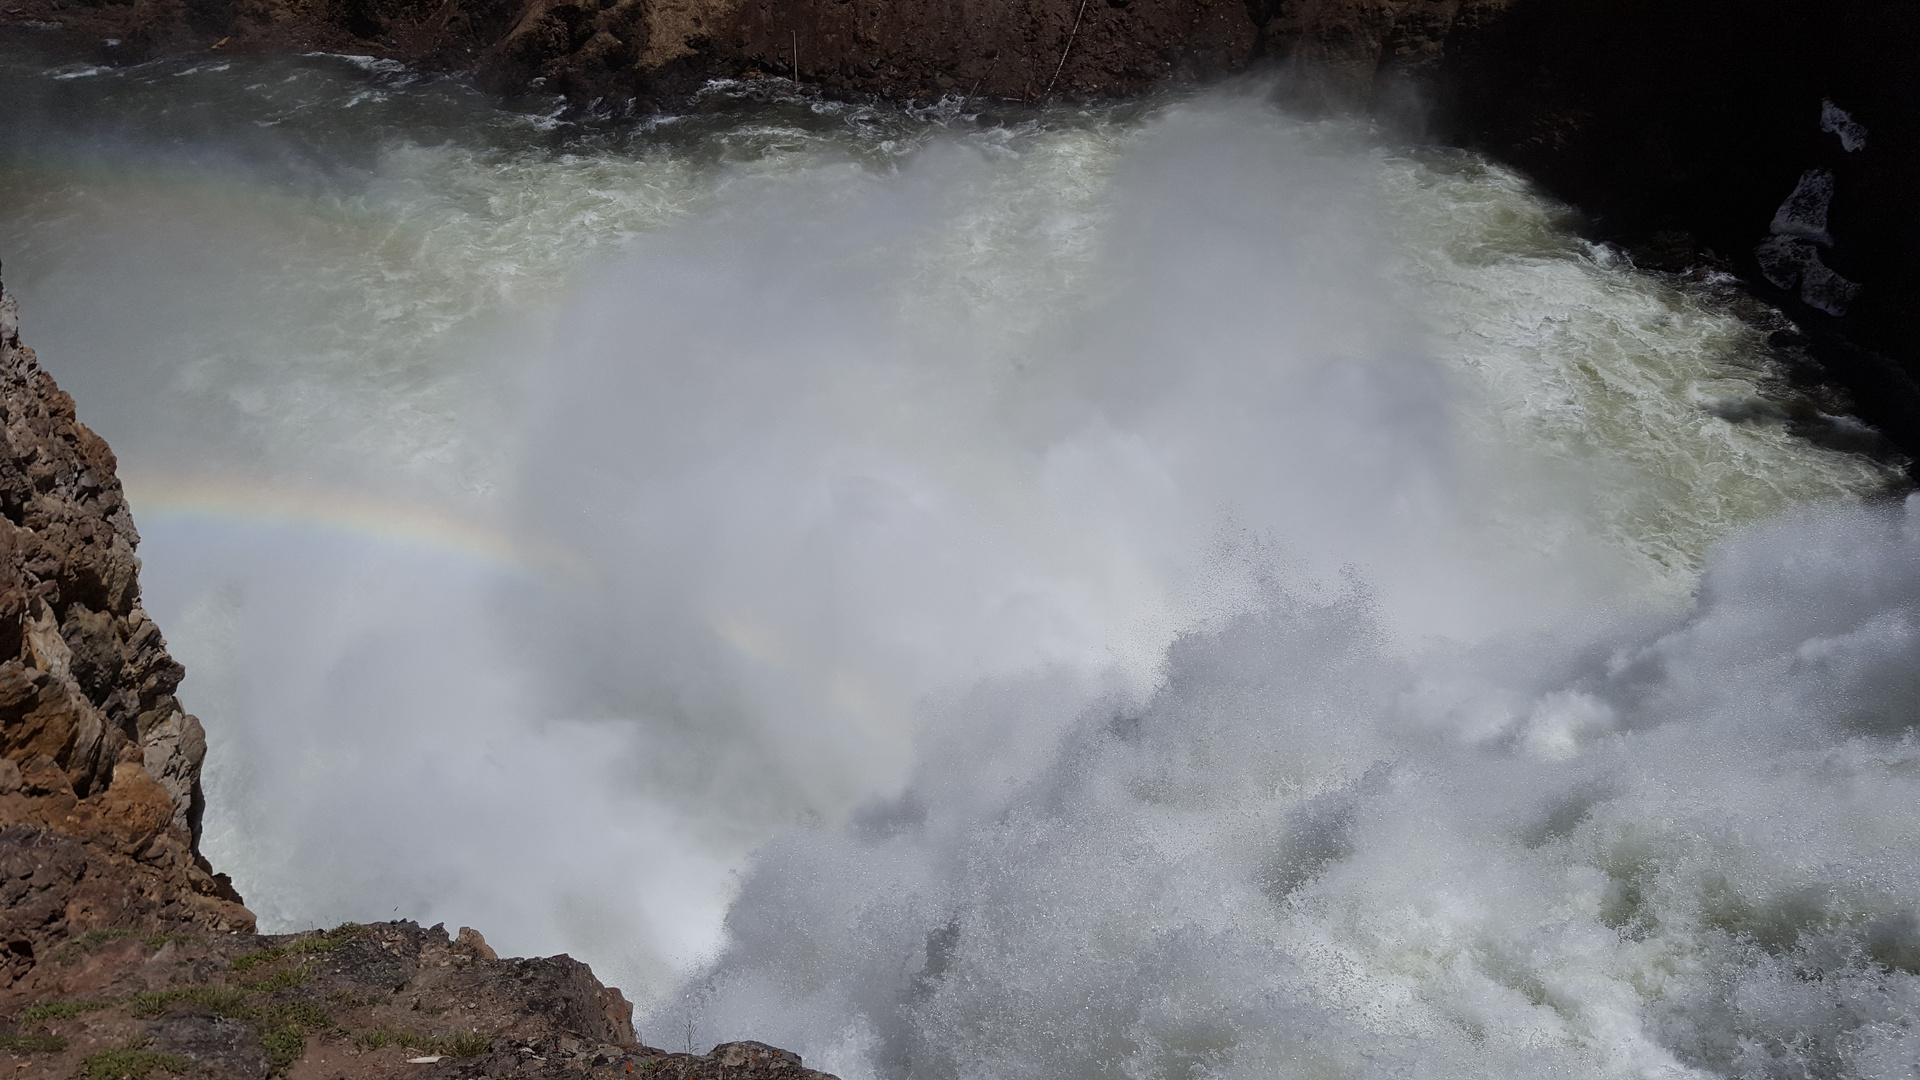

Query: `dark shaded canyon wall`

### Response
(251, 0, 1504, 107)
(1431, 0, 1920, 471)
(4, 0, 1493, 104)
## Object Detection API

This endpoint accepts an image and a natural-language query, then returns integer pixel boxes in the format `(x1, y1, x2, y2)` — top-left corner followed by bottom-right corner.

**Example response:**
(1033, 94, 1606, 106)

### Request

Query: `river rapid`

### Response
(3, 40, 1918, 1080)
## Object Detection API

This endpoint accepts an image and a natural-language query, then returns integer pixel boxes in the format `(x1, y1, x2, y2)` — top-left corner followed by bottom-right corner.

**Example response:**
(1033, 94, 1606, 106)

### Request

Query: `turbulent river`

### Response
(5, 40, 1920, 1080)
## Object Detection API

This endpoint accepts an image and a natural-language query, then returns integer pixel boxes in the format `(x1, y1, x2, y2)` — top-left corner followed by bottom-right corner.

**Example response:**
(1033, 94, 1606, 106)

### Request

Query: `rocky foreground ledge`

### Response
(2, 919, 829, 1078)
(0, 269, 831, 1077)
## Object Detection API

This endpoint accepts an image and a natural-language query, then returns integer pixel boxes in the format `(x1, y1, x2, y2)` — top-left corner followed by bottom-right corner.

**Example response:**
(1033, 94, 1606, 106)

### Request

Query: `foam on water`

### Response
(693, 498, 1920, 1080)
(0, 44, 1912, 1078)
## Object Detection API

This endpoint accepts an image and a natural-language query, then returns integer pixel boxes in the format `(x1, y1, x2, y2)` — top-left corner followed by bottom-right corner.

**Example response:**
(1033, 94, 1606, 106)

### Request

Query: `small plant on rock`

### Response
(20, 999, 112, 1022)
(357, 1026, 491, 1056)
(78, 1041, 189, 1079)
(260, 1023, 306, 1072)
(246, 963, 311, 993)
(445, 1031, 492, 1056)
(130, 985, 253, 1019)
(231, 929, 361, 973)
(49, 929, 133, 962)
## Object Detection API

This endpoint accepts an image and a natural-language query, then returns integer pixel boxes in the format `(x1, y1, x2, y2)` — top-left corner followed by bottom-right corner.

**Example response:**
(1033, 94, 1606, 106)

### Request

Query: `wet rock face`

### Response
(0, 265, 254, 987)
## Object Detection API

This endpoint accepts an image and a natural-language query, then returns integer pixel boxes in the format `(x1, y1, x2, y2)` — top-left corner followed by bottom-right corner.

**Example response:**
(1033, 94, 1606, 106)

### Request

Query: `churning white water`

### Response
(3, 42, 1917, 1080)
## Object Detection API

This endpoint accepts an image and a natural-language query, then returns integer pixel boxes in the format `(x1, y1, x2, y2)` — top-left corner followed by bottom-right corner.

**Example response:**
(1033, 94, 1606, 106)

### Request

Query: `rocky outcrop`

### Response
(0, 270, 831, 1076)
(0, 264, 254, 988)
(0, 919, 839, 1078)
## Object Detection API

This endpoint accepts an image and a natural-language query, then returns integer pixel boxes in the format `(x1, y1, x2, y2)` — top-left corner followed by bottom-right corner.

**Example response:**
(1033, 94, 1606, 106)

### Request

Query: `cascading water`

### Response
(2, 40, 1915, 1080)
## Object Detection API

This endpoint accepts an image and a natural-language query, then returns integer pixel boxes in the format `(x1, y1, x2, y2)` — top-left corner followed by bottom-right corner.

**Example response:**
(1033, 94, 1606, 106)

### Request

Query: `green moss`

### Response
(20, 998, 113, 1022)
(78, 1045, 190, 1079)
(0, 1033, 66, 1052)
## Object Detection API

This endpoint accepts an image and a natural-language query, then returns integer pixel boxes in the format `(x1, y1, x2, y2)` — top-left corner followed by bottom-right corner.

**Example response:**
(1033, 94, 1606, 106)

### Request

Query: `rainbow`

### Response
(119, 471, 582, 578)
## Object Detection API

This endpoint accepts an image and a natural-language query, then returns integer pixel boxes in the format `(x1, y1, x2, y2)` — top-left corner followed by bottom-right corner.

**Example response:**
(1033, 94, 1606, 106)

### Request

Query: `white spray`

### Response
(0, 51, 1909, 1077)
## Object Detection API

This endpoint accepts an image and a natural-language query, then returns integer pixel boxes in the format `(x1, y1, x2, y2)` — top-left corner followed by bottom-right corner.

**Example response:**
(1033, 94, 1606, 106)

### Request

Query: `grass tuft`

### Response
(261, 1000, 332, 1030)
(258, 998, 336, 1072)
(50, 928, 133, 962)
(261, 1024, 306, 1072)
(231, 933, 355, 973)
(357, 1026, 491, 1057)
(78, 1044, 190, 1079)
(20, 999, 113, 1022)
(444, 1031, 492, 1056)
(245, 964, 311, 994)
(0, 1033, 66, 1052)
(357, 1026, 412, 1051)
(129, 985, 253, 1020)
(53, 929, 194, 964)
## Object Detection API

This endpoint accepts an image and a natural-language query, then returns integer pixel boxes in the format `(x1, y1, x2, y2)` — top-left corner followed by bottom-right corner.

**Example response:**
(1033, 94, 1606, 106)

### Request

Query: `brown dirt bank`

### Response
(4, 0, 1914, 468)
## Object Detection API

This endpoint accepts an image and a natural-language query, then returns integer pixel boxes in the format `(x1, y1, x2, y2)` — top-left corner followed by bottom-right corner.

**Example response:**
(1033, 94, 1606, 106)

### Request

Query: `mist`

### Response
(1, 45, 1910, 1077)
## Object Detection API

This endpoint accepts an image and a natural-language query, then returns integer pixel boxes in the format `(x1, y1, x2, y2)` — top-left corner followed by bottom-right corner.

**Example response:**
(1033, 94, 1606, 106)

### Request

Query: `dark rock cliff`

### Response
(0, 270, 834, 1077)
(1430, 0, 1920, 475)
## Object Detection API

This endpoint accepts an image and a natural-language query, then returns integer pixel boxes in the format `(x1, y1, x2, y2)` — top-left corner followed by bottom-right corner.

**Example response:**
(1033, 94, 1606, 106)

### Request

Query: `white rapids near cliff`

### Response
(2, 44, 1916, 1080)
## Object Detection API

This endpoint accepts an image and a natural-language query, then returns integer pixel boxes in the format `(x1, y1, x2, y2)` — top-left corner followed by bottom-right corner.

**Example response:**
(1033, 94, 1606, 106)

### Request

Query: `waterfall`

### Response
(1, 43, 1912, 1079)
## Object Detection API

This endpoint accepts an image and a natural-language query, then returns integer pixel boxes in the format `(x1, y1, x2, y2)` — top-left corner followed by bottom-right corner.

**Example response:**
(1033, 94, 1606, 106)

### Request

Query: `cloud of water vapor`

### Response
(668, 493, 1920, 1080)
(3, 49, 1905, 1056)
(503, 97, 1664, 877)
